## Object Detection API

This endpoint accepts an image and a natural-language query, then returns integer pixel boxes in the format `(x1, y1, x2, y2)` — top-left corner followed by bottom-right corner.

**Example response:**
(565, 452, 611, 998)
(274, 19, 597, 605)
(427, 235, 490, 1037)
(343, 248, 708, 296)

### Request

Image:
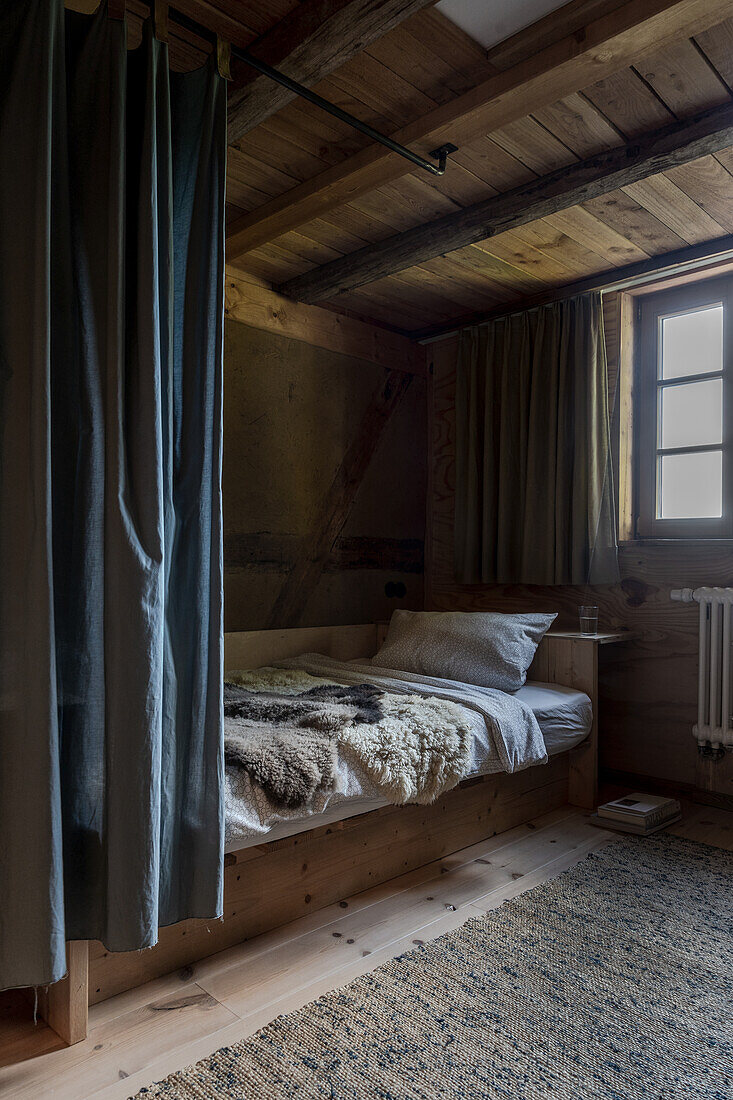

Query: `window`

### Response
(636, 275, 732, 538)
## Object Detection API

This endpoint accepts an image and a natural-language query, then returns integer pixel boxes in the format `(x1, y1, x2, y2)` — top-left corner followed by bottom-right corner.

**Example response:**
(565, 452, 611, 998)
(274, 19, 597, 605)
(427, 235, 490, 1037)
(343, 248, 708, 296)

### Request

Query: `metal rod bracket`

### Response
(429, 143, 459, 175)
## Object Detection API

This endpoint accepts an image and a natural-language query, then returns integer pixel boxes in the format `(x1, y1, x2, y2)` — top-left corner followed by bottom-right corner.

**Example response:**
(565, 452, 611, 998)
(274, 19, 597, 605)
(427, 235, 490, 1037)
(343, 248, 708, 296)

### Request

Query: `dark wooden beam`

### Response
(225, 0, 733, 258)
(266, 370, 413, 628)
(224, 534, 424, 574)
(483, 0, 628, 72)
(227, 0, 436, 145)
(278, 102, 733, 304)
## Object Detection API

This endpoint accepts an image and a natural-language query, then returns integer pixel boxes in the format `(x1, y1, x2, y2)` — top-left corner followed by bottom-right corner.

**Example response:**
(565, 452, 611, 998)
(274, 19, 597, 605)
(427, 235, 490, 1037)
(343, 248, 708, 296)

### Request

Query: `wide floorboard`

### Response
(0, 800, 730, 1100)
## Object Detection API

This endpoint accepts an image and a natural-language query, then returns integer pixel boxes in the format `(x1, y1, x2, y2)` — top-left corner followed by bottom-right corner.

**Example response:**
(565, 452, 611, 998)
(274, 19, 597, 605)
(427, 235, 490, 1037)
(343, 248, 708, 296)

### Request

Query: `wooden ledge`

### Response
(546, 631, 636, 645)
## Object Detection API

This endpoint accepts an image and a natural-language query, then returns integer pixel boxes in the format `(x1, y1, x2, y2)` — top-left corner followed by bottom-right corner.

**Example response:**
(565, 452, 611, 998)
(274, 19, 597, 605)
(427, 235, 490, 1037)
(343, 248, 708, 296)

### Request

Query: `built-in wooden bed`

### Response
(40, 622, 624, 1046)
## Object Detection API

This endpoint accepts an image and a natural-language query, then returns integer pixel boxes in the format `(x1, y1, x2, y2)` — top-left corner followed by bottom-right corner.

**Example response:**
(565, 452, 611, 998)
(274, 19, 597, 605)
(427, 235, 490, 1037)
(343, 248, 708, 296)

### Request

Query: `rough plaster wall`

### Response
(223, 320, 426, 631)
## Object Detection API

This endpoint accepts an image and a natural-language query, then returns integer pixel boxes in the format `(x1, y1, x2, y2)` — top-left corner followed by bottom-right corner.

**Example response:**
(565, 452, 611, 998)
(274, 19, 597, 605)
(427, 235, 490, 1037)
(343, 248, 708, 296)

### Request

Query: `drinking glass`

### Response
(579, 606, 598, 636)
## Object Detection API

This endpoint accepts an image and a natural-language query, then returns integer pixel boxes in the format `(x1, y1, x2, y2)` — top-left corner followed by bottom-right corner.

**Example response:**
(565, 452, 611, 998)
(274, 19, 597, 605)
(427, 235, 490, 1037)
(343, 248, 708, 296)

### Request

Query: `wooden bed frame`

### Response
(38, 622, 614, 1046)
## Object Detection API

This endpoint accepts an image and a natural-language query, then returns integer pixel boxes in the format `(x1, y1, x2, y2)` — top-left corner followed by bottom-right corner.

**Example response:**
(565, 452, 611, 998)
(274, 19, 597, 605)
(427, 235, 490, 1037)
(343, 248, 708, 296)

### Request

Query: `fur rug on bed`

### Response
(223, 681, 383, 809)
(224, 670, 473, 810)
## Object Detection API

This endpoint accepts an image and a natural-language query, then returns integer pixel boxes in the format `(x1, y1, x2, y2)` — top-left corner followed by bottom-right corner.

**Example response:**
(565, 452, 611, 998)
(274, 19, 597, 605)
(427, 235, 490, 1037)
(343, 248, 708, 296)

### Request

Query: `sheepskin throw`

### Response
(223, 681, 383, 809)
(223, 670, 473, 810)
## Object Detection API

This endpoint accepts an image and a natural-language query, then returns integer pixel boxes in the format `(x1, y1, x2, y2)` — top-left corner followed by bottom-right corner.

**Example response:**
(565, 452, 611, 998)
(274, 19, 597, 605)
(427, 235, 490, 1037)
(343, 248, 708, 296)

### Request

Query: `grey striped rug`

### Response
(133, 834, 732, 1099)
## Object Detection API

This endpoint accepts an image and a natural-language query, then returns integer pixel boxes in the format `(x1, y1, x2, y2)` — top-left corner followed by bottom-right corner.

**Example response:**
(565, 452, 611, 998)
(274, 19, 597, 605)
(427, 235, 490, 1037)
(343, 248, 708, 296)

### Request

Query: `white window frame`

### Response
(636, 274, 733, 539)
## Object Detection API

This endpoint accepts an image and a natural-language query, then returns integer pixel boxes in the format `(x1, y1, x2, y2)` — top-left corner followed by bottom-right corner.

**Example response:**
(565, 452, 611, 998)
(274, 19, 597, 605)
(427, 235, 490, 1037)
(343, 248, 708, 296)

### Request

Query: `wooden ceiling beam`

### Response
(227, 0, 436, 146)
(277, 102, 733, 303)
(225, 268, 425, 374)
(226, 0, 733, 260)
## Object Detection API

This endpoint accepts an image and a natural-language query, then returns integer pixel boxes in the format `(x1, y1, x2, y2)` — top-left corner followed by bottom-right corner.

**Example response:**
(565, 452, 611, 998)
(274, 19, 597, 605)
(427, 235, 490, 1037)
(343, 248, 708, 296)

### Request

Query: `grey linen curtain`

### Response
(0, 0, 225, 988)
(455, 293, 619, 585)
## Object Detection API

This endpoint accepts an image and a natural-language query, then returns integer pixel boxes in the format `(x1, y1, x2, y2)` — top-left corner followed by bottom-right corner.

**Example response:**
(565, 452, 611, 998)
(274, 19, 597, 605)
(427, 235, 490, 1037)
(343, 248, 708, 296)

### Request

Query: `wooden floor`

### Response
(1, 800, 730, 1100)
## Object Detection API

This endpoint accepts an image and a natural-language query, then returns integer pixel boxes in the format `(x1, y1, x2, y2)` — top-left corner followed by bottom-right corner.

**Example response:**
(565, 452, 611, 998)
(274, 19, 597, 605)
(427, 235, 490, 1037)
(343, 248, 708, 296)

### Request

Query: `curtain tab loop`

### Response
(154, 0, 169, 43)
(216, 37, 232, 80)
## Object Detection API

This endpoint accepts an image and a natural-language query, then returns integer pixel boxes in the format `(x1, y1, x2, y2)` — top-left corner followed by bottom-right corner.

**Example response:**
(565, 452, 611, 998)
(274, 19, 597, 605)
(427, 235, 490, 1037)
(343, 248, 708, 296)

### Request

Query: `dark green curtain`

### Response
(455, 293, 619, 586)
(0, 0, 226, 988)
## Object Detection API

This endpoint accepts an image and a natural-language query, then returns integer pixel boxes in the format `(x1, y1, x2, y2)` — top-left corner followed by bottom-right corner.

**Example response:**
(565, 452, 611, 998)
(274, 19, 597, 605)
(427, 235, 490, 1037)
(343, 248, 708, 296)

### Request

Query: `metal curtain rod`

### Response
(170, 8, 457, 178)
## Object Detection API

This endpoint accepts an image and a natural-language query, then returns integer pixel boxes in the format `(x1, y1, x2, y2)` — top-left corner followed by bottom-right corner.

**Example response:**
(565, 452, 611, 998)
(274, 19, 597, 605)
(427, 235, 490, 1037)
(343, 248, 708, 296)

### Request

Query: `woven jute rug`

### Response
(133, 835, 732, 1099)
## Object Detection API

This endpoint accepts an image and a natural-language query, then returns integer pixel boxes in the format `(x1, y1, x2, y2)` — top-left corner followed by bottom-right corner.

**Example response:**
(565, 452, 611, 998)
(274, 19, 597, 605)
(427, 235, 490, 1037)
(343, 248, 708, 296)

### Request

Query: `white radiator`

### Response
(671, 587, 733, 751)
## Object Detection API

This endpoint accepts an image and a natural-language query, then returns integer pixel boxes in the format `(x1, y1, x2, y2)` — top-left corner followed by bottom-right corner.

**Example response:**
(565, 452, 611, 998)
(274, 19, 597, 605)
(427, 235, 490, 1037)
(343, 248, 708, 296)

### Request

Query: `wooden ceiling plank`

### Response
(238, 125, 333, 181)
(417, 255, 529, 304)
(451, 137, 537, 193)
(323, 51, 439, 130)
(332, 284, 449, 328)
(408, 8, 492, 76)
(364, 31, 456, 106)
(261, 106, 360, 164)
(349, 180, 458, 233)
(233, 230, 456, 325)
(543, 207, 651, 265)
(390, 269, 496, 315)
(708, 145, 733, 179)
(581, 68, 676, 137)
(694, 18, 733, 91)
(490, 116, 579, 175)
(442, 244, 551, 296)
(385, 23, 494, 99)
(348, 272, 458, 315)
(279, 219, 376, 258)
(580, 190, 688, 254)
(277, 101, 733, 303)
(633, 38, 731, 118)
(404, 160, 497, 210)
(622, 173, 726, 243)
(227, 0, 436, 144)
(472, 232, 582, 287)
(531, 92, 625, 157)
(511, 220, 618, 277)
(413, 232, 733, 340)
(224, 181, 270, 217)
(665, 153, 733, 230)
(226, 0, 733, 259)
(227, 144, 301, 195)
(399, 272, 510, 316)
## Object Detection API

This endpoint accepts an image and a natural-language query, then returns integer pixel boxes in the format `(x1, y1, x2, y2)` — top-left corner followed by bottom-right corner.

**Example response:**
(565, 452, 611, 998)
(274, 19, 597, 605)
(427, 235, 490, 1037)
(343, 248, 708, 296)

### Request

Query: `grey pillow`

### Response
(372, 610, 557, 691)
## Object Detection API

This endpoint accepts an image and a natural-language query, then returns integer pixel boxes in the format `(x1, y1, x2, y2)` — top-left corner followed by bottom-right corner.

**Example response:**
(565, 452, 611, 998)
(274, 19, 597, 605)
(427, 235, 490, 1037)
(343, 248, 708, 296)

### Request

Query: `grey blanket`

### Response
(277, 654, 547, 774)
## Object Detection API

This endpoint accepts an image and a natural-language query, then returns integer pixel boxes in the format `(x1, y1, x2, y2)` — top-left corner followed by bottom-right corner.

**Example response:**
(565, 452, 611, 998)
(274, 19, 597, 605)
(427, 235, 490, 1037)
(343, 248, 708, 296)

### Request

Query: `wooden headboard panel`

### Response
(225, 623, 596, 692)
(224, 623, 378, 671)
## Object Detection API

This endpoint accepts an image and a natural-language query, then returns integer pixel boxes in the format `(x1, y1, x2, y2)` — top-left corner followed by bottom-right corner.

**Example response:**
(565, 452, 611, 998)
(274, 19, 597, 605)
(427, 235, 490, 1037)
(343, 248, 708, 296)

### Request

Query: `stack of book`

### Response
(590, 793, 681, 835)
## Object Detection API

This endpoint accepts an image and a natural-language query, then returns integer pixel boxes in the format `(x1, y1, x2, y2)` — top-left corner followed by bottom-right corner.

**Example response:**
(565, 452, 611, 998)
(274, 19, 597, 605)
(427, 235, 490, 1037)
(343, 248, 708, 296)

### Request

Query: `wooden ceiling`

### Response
(138, 0, 733, 334)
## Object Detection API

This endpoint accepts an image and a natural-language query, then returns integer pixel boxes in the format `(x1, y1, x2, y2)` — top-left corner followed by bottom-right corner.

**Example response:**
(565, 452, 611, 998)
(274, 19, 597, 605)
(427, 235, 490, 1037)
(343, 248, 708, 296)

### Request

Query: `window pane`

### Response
(660, 378, 723, 449)
(661, 305, 723, 379)
(659, 450, 722, 518)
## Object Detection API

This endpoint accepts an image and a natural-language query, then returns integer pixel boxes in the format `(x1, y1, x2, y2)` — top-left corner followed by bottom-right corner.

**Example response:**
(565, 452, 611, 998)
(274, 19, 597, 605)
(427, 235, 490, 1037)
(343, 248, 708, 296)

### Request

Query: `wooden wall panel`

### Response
(426, 305, 733, 792)
(223, 319, 427, 631)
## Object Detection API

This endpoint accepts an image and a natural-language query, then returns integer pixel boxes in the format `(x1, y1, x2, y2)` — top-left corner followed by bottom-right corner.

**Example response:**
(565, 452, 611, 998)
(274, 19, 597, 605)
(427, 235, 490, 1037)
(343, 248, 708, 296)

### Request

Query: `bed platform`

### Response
(41, 623, 619, 1046)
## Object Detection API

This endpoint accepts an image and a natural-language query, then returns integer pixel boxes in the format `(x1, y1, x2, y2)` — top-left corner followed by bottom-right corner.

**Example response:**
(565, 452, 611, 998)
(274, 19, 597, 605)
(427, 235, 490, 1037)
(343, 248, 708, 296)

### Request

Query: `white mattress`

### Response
(225, 680, 591, 853)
